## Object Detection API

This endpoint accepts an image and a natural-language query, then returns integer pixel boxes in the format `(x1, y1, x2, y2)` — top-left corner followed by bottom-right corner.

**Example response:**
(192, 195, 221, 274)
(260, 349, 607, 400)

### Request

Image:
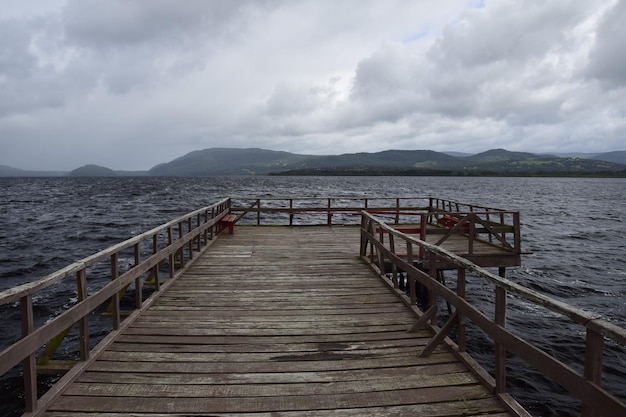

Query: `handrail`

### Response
(0, 198, 232, 413)
(231, 196, 433, 226)
(359, 211, 626, 417)
(230, 196, 521, 258)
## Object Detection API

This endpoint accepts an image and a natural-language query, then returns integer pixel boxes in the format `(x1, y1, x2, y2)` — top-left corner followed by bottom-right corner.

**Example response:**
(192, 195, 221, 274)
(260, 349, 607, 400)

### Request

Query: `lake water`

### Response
(1, 176, 625, 416)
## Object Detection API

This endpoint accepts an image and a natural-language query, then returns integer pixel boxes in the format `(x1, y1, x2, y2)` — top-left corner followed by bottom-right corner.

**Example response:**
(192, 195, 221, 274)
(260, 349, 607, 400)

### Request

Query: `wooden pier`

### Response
(44, 226, 512, 416)
(2, 197, 625, 417)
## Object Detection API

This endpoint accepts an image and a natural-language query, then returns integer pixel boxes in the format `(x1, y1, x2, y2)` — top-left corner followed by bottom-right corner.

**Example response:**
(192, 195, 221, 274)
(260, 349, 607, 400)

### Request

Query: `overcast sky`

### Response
(1, 0, 625, 171)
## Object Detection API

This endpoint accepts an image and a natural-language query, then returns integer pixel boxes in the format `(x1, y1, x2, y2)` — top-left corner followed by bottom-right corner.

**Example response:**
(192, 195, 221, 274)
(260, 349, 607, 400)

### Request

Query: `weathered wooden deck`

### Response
(43, 226, 512, 416)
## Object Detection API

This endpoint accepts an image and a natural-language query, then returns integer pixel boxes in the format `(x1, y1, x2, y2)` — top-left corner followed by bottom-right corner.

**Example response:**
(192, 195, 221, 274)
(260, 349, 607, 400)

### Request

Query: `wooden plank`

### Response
(48, 385, 493, 413)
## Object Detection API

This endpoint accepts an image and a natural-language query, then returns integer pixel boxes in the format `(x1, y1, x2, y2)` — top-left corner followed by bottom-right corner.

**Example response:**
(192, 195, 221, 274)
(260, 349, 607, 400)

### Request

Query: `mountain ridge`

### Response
(2, 148, 625, 177)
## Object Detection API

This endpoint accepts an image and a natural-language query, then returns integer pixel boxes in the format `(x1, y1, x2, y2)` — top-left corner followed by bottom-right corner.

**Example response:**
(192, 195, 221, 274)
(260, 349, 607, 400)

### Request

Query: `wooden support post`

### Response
(428, 259, 438, 323)
(76, 269, 89, 361)
(377, 225, 385, 279)
(327, 198, 332, 225)
(168, 227, 175, 278)
(495, 267, 507, 394)
(177, 222, 184, 268)
(582, 328, 604, 417)
(152, 234, 160, 290)
(407, 242, 416, 305)
(395, 198, 400, 223)
(111, 253, 120, 330)
(187, 217, 193, 260)
(20, 295, 37, 412)
(389, 234, 398, 288)
(457, 267, 466, 352)
(196, 213, 202, 251)
(134, 243, 142, 309)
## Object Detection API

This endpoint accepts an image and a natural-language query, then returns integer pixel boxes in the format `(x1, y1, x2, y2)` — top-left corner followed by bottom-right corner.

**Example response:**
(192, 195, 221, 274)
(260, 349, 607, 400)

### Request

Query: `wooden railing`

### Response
(231, 196, 432, 226)
(359, 211, 626, 417)
(426, 197, 521, 256)
(231, 196, 522, 264)
(0, 198, 232, 413)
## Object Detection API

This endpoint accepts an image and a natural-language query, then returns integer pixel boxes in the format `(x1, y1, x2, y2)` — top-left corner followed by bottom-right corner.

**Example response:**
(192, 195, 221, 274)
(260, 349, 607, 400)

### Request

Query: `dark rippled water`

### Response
(1, 176, 625, 416)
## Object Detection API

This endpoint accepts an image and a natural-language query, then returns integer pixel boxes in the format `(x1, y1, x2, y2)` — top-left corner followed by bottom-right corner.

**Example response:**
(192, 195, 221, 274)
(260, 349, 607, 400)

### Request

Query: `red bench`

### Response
(218, 214, 237, 234)
(437, 215, 468, 229)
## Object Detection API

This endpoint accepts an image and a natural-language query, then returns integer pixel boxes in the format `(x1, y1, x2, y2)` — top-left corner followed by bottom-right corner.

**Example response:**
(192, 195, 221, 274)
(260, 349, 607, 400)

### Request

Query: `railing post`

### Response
(327, 198, 332, 225)
(187, 217, 193, 260)
(203, 210, 209, 244)
(407, 241, 415, 303)
(196, 213, 202, 251)
(428, 258, 438, 323)
(395, 198, 400, 223)
(210, 207, 215, 239)
(111, 253, 120, 330)
(468, 213, 475, 254)
(256, 199, 261, 225)
(389, 233, 398, 289)
(513, 211, 521, 254)
(76, 269, 89, 360)
(457, 267, 466, 352)
(377, 223, 385, 273)
(134, 243, 142, 309)
(582, 328, 604, 417)
(152, 234, 161, 290)
(20, 294, 37, 412)
(359, 215, 367, 257)
(168, 227, 175, 278)
(177, 221, 184, 268)
(495, 267, 507, 394)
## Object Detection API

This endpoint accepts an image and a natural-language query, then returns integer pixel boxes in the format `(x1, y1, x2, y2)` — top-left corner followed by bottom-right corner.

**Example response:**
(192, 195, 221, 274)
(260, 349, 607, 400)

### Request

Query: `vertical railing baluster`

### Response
(407, 241, 415, 303)
(204, 210, 209, 244)
(457, 267, 466, 352)
(152, 234, 160, 290)
(495, 270, 507, 393)
(20, 294, 37, 412)
(327, 198, 332, 225)
(468, 213, 475, 254)
(196, 213, 202, 251)
(168, 227, 174, 279)
(210, 207, 215, 239)
(389, 233, 397, 288)
(186, 217, 193, 260)
(177, 221, 184, 268)
(428, 258, 438, 324)
(513, 212, 521, 254)
(377, 223, 385, 275)
(395, 198, 400, 223)
(76, 269, 89, 360)
(582, 329, 604, 417)
(134, 243, 142, 309)
(111, 253, 120, 330)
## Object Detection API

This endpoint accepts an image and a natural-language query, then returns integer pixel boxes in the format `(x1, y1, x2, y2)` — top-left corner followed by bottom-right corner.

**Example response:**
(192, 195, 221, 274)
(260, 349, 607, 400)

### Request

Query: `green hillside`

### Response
(68, 164, 118, 177)
(148, 148, 314, 176)
(148, 148, 626, 176)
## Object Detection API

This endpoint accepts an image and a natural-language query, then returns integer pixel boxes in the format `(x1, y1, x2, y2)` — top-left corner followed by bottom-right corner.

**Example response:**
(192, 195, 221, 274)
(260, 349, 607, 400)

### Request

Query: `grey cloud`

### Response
(585, 1, 626, 87)
(429, 1, 590, 68)
(62, 0, 252, 48)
